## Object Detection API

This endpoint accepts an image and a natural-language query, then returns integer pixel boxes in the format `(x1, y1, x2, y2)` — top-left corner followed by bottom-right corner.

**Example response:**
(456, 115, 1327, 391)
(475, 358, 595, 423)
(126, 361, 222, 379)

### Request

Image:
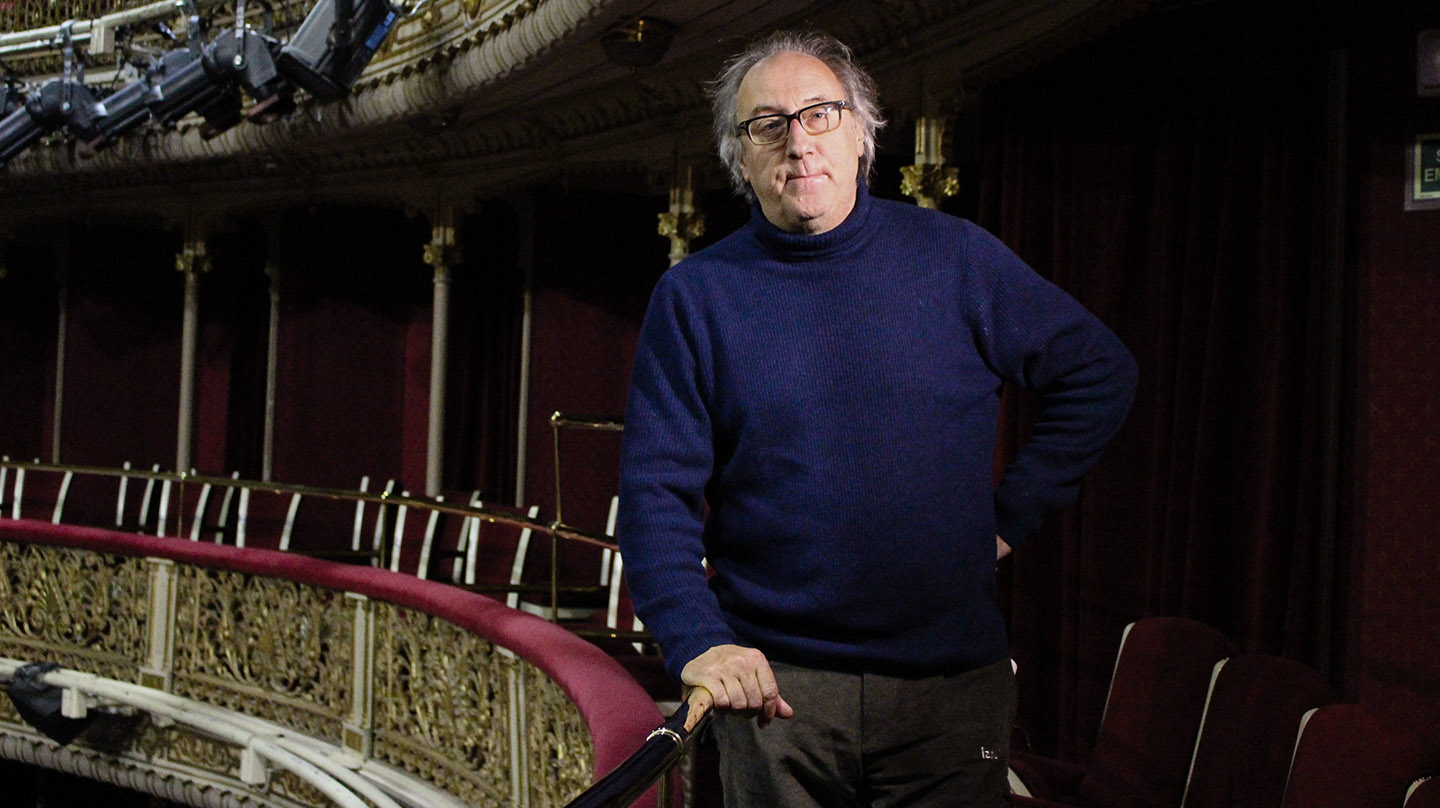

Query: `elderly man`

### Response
(617, 30, 1137, 808)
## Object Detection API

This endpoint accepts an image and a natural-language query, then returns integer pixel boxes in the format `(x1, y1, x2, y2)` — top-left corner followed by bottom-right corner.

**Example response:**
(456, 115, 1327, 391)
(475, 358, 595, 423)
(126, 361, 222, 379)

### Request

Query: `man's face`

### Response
(736, 52, 865, 235)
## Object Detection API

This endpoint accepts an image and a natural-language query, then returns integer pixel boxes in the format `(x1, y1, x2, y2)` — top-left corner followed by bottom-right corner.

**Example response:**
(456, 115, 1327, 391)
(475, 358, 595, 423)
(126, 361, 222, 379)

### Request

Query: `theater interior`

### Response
(1, 0, 1438, 806)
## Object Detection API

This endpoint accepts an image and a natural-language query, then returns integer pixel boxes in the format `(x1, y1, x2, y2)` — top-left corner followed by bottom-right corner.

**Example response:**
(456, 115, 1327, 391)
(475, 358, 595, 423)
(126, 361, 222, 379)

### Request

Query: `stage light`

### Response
(89, 78, 155, 148)
(146, 47, 243, 135)
(277, 0, 400, 101)
(204, 27, 295, 121)
(0, 103, 49, 166)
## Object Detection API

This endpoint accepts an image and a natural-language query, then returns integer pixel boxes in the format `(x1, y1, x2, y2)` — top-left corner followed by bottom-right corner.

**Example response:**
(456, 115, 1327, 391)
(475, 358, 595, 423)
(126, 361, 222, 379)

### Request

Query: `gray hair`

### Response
(709, 30, 886, 200)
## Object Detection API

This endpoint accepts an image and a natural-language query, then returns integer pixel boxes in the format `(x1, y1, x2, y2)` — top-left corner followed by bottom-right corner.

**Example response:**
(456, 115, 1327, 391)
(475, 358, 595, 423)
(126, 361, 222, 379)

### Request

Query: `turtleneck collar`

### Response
(750, 181, 875, 261)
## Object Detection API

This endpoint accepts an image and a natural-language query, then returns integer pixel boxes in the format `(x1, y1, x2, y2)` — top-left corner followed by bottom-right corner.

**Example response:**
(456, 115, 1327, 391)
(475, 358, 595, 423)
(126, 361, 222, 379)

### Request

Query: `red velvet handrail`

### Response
(0, 518, 662, 804)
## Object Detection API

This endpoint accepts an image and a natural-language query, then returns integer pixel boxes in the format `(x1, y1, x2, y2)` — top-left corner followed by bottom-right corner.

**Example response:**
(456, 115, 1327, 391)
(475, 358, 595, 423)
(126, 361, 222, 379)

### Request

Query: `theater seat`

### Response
(1010, 617, 1237, 808)
(8, 463, 70, 524)
(235, 486, 301, 550)
(1279, 703, 1431, 808)
(1408, 778, 1440, 808)
(1180, 654, 1339, 808)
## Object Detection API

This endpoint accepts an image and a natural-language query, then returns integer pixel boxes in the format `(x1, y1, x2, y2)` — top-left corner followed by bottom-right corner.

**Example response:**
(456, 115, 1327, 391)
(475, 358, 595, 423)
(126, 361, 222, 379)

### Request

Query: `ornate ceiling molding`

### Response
(0, 0, 611, 178)
(0, 0, 1156, 218)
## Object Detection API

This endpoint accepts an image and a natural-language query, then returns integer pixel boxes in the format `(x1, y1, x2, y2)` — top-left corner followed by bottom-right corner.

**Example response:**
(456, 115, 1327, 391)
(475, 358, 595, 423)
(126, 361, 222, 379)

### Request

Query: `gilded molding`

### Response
(170, 567, 354, 744)
(1, 540, 597, 806)
(0, 542, 149, 681)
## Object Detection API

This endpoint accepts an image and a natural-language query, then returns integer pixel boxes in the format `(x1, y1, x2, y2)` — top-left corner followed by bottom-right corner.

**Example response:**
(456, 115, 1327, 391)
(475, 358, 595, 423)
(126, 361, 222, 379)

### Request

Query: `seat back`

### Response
(10, 464, 71, 524)
(1280, 703, 1431, 808)
(387, 490, 439, 574)
(1181, 654, 1339, 808)
(505, 505, 542, 610)
(1408, 778, 1440, 808)
(1074, 617, 1238, 808)
(53, 469, 124, 529)
(236, 487, 302, 550)
(187, 471, 241, 543)
(116, 462, 167, 534)
(416, 490, 482, 582)
(285, 477, 377, 559)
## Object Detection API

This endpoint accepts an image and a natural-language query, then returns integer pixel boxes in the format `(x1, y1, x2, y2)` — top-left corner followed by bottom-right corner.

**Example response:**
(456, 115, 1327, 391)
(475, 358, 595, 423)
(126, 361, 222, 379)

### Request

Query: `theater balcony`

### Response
(0, 502, 664, 807)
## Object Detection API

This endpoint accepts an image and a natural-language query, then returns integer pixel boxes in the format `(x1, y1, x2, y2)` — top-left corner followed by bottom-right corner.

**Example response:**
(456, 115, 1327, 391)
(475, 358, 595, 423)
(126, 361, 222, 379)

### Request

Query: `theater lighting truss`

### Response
(0, 0, 405, 167)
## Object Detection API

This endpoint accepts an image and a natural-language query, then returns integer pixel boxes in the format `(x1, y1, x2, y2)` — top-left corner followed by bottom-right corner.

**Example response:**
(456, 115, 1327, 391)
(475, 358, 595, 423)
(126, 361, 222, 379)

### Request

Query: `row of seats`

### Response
(0, 458, 664, 648)
(1010, 617, 1438, 808)
(0, 458, 565, 603)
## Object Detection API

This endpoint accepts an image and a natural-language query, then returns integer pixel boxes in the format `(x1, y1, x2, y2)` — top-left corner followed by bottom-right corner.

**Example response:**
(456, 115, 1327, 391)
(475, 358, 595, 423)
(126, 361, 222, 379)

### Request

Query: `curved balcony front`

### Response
(0, 517, 662, 807)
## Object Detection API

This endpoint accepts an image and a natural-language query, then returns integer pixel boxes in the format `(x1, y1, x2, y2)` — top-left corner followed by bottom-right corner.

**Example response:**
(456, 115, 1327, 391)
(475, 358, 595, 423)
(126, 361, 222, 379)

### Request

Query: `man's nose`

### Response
(786, 118, 816, 154)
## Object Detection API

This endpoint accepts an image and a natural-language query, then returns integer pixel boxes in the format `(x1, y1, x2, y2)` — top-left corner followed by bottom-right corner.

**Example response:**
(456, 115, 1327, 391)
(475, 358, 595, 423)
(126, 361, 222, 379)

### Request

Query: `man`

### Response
(617, 30, 1137, 808)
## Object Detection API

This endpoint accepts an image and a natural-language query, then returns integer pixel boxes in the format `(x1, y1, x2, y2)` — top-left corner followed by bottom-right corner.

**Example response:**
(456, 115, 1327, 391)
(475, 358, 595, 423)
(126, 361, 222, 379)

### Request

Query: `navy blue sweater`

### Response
(618, 188, 1137, 679)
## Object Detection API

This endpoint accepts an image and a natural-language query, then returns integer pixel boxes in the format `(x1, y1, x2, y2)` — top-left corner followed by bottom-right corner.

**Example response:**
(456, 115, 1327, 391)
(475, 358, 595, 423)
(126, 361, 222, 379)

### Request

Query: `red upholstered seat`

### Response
(235, 486, 301, 550)
(1280, 703, 1432, 808)
(115, 462, 168, 535)
(1010, 617, 1237, 808)
(284, 478, 388, 563)
(1180, 654, 1339, 808)
(9, 464, 70, 524)
(55, 469, 125, 529)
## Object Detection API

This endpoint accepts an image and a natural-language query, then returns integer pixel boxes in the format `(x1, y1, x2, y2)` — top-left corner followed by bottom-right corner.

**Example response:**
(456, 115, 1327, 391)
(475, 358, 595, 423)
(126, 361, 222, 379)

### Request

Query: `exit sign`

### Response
(1408, 133, 1440, 210)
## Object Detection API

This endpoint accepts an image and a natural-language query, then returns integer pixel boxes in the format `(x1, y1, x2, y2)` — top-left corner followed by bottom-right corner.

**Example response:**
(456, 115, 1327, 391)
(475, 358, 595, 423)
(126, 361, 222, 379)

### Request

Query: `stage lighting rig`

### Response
(0, 24, 106, 166)
(144, 0, 293, 138)
(2, 0, 406, 167)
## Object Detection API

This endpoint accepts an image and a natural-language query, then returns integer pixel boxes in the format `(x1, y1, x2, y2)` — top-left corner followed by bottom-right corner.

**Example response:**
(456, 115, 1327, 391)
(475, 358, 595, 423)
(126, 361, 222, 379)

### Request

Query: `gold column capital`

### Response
(900, 164, 960, 209)
(175, 240, 211, 275)
(423, 239, 463, 271)
(902, 115, 960, 209)
(658, 167, 705, 266)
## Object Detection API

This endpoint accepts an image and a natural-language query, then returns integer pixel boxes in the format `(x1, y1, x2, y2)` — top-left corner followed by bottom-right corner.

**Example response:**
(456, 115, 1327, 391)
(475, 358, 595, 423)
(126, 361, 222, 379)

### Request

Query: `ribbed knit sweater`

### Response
(618, 187, 1137, 679)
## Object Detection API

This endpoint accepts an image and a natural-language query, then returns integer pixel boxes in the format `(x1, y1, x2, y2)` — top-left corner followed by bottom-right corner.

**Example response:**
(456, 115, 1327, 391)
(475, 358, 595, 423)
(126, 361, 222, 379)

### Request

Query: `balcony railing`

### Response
(0, 516, 664, 807)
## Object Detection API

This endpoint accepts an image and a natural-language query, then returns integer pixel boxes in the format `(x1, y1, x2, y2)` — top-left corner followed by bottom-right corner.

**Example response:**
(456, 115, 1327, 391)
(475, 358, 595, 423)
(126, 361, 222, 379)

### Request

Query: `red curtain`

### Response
(978, 5, 1344, 760)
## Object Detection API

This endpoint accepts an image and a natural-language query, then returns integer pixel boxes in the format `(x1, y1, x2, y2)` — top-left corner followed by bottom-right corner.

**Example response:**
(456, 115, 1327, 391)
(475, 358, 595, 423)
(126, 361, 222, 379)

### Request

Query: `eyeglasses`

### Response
(736, 100, 849, 146)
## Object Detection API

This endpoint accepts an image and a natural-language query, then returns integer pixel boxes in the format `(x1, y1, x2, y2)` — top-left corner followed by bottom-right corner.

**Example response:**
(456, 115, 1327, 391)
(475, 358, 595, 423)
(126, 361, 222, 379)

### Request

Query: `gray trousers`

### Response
(713, 658, 1016, 808)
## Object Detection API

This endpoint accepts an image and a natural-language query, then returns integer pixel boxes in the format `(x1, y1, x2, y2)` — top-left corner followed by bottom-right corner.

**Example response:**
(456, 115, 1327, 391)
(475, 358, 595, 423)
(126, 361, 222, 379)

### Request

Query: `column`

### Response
(899, 116, 960, 209)
(262, 219, 281, 482)
(422, 207, 461, 498)
(52, 237, 70, 462)
(174, 228, 210, 475)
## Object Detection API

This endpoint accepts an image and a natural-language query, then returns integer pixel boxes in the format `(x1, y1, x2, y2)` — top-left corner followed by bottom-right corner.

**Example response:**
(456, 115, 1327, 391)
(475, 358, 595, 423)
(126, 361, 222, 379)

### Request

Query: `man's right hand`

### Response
(680, 644, 795, 728)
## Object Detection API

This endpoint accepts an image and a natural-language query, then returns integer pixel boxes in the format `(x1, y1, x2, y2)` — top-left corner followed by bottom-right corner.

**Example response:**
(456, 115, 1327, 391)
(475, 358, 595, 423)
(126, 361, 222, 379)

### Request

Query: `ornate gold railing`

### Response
(0, 0, 319, 75)
(1, 0, 136, 36)
(0, 519, 661, 807)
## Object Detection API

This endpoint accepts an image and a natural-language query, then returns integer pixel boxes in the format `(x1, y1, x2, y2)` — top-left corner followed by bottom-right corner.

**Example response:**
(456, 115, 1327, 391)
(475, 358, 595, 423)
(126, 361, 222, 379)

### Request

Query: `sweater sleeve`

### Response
(964, 224, 1139, 547)
(617, 274, 741, 678)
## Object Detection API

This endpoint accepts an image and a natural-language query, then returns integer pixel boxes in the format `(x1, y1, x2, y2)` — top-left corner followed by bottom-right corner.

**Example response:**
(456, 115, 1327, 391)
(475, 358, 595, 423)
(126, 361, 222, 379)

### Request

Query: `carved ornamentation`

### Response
(423, 240, 464, 270)
(0, 542, 148, 680)
(522, 661, 593, 805)
(899, 164, 960, 208)
(171, 567, 352, 743)
(0, 540, 598, 806)
(272, 767, 332, 807)
(371, 602, 517, 804)
(0, 731, 260, 808)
